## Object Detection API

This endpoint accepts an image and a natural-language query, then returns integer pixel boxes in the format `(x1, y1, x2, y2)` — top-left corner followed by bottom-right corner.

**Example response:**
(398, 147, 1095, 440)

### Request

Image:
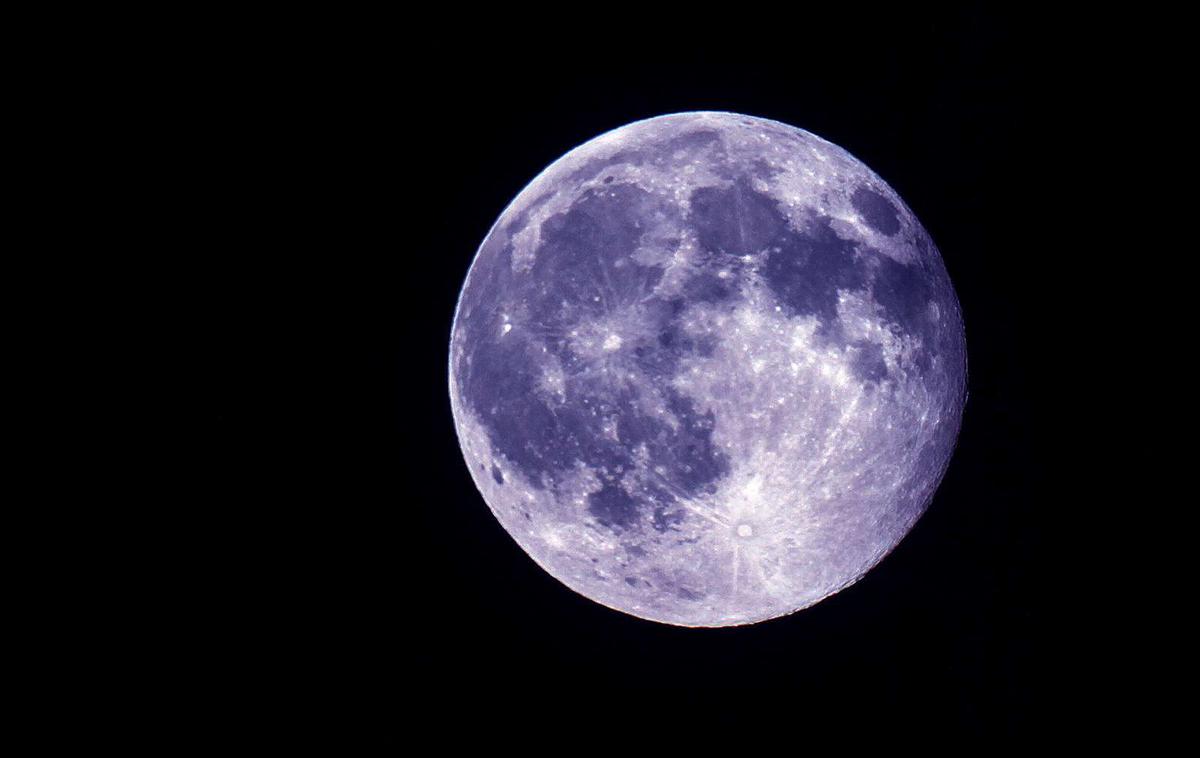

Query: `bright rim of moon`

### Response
(449, 112, 966, 627)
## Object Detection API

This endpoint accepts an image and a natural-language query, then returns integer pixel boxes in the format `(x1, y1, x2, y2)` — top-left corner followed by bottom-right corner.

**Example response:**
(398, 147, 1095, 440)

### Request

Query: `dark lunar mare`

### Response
(687, 177, 953, 378)
(456, 178, 731, 532)
(760, 215, 866, 326)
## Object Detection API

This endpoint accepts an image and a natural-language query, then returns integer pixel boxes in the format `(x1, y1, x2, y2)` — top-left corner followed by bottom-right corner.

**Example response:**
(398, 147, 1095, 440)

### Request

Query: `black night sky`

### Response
(197, 6, 1107, 742)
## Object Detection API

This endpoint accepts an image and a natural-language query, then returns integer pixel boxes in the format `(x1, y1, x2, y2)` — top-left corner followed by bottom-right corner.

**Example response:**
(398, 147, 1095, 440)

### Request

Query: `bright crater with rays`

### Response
(450, 112, 966, 626)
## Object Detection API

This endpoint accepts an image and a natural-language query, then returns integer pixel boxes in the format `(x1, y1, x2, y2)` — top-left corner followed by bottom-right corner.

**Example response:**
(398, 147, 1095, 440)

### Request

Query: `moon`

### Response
(449, 112, 966, 627)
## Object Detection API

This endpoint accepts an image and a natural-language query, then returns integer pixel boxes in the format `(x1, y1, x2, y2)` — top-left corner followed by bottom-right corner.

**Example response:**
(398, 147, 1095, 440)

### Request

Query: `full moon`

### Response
(449, 112, 966, 627)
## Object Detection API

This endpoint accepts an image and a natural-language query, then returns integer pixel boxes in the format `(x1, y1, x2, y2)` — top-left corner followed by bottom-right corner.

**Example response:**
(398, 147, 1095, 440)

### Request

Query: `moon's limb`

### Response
(449, 112, 966, 627)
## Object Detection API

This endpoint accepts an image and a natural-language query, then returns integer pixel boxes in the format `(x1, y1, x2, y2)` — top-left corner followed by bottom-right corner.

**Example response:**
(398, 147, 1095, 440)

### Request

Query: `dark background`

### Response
(199, 6, 1102, 742)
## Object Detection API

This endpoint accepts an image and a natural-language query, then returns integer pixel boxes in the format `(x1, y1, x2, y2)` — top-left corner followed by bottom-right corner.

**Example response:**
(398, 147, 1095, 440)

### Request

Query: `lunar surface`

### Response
(449, 112, 966, 626)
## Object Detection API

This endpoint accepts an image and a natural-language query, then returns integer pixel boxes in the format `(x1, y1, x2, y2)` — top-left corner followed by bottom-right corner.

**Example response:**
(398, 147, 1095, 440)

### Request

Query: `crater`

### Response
(851, 186, 901, 236)
(849, 341, 888, 383)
